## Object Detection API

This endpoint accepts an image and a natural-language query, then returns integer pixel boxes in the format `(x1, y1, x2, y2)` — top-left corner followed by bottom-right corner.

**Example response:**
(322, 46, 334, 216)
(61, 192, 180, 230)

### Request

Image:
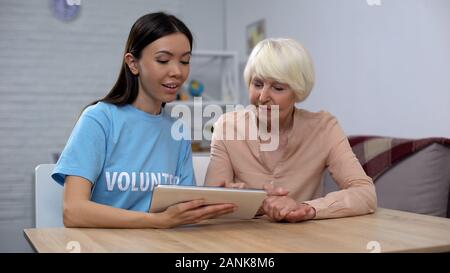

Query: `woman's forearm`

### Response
(304, 182, 377, 219)
(63, 200, 166, 228)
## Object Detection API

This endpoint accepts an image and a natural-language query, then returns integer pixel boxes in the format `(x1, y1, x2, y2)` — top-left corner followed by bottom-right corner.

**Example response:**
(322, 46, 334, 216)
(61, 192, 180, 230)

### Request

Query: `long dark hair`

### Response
(89, 12, 193, 107)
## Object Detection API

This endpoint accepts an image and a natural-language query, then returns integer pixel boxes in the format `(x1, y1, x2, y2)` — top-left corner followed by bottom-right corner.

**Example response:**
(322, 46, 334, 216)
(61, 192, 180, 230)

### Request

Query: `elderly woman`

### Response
(205, 38, 377, 222)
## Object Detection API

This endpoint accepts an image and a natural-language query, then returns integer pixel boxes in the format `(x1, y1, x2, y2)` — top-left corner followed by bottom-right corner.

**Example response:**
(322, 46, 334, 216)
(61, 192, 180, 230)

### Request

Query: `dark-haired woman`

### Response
(52, 12, 235, 228)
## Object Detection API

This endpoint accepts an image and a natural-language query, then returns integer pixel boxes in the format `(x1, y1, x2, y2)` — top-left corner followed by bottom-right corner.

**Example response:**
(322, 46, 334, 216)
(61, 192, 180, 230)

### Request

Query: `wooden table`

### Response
(24, 208, 450, 253)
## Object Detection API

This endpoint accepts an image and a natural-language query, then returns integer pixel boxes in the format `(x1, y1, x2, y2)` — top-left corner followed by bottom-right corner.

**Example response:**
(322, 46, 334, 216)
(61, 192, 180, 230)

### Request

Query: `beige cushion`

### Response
(323, 143, 450, 217)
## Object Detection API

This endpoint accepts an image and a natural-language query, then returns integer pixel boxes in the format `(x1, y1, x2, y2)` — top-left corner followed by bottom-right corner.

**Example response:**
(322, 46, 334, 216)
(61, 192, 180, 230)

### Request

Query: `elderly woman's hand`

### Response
(262, 195, 316, 222)
(284, 203, 316, 222)
(254, 182, 290, 216)
(262, 195, 299, 221)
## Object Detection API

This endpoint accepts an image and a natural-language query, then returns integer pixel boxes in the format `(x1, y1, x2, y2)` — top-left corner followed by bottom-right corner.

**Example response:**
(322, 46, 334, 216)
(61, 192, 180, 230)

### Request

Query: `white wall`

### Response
(225, 0, 450, 138)
(0, 0, 223, 252)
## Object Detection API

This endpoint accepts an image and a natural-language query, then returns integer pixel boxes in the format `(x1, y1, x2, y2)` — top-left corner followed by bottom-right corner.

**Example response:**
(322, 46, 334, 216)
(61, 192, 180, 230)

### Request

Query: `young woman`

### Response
(52, 12, 235, 228)
(205, 38, 377, 222)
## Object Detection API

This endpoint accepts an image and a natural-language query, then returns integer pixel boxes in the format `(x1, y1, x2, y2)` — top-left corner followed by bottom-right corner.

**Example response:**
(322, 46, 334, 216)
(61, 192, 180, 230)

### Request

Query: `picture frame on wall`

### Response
(246, 19, 266, 55)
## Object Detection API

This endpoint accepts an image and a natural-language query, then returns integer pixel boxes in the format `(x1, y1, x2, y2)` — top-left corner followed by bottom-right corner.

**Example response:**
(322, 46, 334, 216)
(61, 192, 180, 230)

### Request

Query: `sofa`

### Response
(323, 136, 450, 218)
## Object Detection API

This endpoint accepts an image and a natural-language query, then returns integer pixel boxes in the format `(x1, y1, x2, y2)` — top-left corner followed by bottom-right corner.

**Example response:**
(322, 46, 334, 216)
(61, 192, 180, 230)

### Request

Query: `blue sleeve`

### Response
(52, 113, 107, 186)
(178, 140, 195, 186)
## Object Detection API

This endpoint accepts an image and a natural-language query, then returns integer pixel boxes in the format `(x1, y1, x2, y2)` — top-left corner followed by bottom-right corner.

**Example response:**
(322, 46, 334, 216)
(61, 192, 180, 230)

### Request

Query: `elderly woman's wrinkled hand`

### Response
(262, 195, 299, 221)
(262, 194, 316, 222)
(284, 203, 316, 222)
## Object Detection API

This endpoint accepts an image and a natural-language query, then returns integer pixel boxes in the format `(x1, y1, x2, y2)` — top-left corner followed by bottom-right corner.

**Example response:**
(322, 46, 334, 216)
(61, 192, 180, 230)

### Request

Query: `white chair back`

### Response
(192, 155, 210, 186)
(35, 164, 63, 228)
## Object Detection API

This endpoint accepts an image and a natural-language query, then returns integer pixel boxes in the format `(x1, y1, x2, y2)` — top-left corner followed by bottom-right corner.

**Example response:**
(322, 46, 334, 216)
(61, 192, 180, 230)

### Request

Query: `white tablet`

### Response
(149, 185, 267, 219)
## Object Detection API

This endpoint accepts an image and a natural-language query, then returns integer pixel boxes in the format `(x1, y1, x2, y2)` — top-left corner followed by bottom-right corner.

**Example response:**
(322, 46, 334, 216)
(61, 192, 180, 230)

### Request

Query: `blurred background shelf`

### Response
(168, 50, 240, 106)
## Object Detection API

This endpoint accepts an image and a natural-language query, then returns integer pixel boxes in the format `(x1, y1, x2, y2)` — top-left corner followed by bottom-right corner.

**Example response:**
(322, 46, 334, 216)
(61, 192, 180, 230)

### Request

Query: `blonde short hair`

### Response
(244, 38, 315, 102)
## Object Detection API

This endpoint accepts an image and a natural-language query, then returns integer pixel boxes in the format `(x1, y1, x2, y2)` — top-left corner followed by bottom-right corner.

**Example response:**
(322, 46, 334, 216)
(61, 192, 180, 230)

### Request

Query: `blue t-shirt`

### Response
(52, 102, 195, 212)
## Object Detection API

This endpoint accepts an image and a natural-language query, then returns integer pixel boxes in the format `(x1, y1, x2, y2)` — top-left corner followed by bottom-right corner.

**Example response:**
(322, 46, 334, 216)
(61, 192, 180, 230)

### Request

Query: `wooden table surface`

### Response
(24, 208, 450, 253)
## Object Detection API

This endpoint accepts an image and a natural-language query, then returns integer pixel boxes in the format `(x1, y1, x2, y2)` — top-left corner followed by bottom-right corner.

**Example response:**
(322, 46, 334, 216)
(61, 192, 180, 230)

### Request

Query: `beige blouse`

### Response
(205, 108, 377, 219)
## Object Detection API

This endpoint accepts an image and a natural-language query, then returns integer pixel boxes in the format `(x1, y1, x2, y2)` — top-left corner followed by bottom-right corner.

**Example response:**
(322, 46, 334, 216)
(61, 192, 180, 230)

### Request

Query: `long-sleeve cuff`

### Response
(302, 198, 335, 220)
(302, 185, 377, 220)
